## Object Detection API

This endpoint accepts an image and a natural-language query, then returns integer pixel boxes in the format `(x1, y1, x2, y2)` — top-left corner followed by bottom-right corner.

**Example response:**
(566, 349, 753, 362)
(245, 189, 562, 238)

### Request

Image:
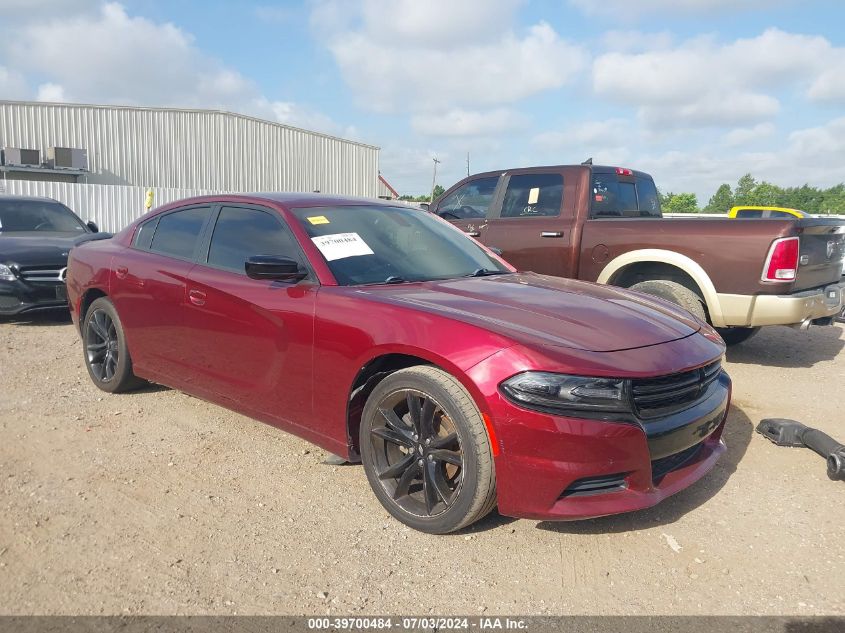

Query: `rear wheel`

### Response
(359, 366, 497, 534)
(628, 279, 707, 322)
(715, 326, 760, 346)
(83, 297, 146, 393)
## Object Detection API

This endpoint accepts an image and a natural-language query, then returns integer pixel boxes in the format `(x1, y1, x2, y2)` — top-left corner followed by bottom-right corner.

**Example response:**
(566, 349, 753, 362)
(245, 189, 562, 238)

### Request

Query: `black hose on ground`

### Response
(756, 418, 845, 481)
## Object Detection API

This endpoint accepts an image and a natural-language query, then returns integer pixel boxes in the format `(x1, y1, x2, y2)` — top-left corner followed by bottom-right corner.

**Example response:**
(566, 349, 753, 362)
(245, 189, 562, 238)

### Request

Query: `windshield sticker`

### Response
(307, 215, 330, 225)
(527, 187, 540, 205)
(311, 232, 375, 261)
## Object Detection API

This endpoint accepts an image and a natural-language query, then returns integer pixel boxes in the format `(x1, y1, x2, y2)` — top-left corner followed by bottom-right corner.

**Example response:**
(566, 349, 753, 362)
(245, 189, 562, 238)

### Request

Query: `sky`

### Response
(1, 0, 844, 203)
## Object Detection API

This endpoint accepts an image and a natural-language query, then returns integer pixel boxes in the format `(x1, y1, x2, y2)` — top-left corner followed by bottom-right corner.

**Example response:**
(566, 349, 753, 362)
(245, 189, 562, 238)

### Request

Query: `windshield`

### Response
(291, 205, 511, 285)
(0, 199, 87, 233)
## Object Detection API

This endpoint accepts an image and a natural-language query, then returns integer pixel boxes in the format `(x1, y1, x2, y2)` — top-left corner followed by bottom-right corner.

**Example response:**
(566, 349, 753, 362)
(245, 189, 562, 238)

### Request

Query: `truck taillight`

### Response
(762, 236, 799, 281)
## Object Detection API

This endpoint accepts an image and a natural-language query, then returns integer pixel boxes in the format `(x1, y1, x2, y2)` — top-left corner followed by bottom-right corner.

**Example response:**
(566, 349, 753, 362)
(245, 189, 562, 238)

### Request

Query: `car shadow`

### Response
(533, 405, 754, 535)
(726, 324, 844, 368)
(2, 309, 72, 326)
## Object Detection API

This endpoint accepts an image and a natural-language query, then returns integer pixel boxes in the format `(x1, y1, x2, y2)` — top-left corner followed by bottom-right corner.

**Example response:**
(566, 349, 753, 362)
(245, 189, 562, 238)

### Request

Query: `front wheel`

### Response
(83, 297, 146, 393)
(715, 326, 760, 346)
(359, 366, 497, 534)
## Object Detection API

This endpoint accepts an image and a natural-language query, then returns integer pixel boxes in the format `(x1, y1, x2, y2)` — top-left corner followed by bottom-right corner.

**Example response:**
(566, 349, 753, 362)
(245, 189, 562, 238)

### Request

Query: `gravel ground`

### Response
(0, 313, 843, 616)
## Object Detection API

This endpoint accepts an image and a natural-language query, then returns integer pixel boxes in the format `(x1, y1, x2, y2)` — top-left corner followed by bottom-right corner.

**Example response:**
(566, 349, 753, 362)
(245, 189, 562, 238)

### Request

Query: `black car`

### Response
(0, 195, 98, 315)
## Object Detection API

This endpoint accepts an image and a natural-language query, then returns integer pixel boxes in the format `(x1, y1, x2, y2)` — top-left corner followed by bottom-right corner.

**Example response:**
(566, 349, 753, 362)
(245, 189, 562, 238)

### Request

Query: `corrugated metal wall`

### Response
(0, 101, 379, 196)
(0, 180, 218, 232)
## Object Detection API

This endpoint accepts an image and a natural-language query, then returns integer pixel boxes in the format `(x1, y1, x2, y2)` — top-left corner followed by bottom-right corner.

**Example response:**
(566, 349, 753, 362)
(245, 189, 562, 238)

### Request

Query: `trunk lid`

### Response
(794, 219, 845, 291)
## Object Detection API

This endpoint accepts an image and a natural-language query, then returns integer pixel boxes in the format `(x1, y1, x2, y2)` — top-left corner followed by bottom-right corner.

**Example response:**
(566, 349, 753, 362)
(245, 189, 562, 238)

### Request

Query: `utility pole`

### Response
(430, 157, 441, 203)
(466, 152, 470, 177)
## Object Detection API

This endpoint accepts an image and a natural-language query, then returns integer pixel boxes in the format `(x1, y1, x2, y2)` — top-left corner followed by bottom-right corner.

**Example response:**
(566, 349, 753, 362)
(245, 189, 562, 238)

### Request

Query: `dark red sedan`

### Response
(67, 194, 730, 533)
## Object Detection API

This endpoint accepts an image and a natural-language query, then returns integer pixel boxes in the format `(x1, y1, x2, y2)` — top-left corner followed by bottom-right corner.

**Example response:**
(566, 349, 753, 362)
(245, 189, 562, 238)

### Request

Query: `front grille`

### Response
(19, 266, 66, 283)
(631, 361, 721, 419)
(651, 443, 702, 482)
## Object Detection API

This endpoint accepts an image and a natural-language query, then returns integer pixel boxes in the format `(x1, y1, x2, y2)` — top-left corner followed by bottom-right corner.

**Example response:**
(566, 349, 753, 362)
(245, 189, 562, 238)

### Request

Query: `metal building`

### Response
(0, 100, 380, 196)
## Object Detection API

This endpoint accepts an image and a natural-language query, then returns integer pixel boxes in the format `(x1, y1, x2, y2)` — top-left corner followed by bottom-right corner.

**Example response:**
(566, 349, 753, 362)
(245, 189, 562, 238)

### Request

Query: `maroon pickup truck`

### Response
(433, 165, 845, 344)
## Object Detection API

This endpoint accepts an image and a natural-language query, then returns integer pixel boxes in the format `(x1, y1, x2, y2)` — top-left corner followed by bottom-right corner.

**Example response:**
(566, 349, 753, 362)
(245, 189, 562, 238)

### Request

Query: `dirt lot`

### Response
(1, 313, 843, 616)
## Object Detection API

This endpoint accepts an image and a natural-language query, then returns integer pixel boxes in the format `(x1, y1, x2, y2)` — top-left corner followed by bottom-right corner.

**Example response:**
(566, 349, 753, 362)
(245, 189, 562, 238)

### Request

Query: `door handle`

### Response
(541, 231, 563, 238)
(465, 230, 480, 237)
(188, 289, 206, 306)
(115, 266, 128, 279)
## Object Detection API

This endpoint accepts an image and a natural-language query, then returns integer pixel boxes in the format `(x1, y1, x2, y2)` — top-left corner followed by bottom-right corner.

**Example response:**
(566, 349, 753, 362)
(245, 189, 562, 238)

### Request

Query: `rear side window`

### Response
(735, 209, 763, 218)
(149, 206, 210, 260)
(436, 177, 499, 219)
(501, 173, 563, 218)
(591, 173, 661, 218)
(133, 218, 158, 249)
(207, 206, 301, 273)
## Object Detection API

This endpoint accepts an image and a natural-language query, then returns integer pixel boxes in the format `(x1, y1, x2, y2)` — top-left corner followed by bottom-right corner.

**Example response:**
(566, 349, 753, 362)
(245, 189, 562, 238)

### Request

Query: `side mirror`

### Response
(245, 255, 307, 282)
(86, 221, 99, 233)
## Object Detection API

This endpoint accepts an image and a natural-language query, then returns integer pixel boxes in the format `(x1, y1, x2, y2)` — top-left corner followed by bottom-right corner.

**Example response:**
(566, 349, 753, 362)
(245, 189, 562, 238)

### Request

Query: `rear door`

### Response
(112, 205, 212, 382)
(482, 170, 575, 276)
(182, 204, 317, 425)
(432, 175, 502, 242)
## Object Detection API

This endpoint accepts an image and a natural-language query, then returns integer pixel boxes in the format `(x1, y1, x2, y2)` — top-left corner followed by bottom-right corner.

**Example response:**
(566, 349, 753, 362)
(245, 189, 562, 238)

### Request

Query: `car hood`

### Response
(0, 232, 80, 266)
(356, 272, 702, 352)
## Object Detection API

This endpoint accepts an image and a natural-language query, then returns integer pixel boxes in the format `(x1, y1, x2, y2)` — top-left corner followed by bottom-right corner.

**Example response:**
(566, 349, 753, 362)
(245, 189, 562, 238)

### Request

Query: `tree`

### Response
(734, 173, 757, 205)
(705, 184, 734, 213)
(432, 184, 445, 201)
(663, 192, 699, 214)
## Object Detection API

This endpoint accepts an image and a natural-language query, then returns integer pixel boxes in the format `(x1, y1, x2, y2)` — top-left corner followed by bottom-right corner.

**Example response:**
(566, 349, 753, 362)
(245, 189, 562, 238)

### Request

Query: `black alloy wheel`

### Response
(369, 389, 464, 517)
(86, 308, 119, 382)
(82, 297, 145, 393)
(360, 366, 497, 534)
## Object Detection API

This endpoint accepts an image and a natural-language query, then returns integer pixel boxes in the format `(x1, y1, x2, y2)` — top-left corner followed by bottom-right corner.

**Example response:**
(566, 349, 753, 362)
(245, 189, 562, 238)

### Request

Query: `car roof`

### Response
(154, 192, 410, 211)
(461, 164, 653, 180)
(730, 205, 806, 214)
(0, 194, 60, 203)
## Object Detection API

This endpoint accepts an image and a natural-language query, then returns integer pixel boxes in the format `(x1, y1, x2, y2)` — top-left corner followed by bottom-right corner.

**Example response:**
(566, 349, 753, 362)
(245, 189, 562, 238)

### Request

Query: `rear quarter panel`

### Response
(579, 217, 804, 295)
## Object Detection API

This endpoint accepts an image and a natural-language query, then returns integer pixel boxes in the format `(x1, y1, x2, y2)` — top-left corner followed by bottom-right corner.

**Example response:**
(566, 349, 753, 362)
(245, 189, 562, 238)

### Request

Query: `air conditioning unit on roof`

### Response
(47, 147, 88, 171)
(2, 147, 41, 167)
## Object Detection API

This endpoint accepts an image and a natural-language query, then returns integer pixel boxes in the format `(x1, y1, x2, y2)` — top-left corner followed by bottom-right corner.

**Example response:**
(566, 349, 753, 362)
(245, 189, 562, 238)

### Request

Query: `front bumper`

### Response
(718, 281, 845, 327)
(0, 279, 69, 315)
(483, 373, 731, 521)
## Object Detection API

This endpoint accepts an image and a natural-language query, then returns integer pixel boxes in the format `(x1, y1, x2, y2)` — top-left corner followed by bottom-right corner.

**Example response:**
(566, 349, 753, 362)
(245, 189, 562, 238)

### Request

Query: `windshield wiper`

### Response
(466, 268, 509, 277)
(383, 276, 409, 284)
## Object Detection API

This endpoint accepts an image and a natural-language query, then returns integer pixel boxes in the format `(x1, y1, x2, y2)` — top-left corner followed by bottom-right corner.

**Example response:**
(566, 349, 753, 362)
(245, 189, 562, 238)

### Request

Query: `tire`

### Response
(359, 366, 497, 534)
(628, 279, 707, 322)
(82, 297, 146, 393)
(715, 326, 761, 346)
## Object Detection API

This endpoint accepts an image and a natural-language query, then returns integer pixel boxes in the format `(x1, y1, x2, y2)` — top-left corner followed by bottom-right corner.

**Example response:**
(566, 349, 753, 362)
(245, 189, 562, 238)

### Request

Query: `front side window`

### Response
(291, 205, 510, 286)
(735, 209, 763, 218)
(500, 173, 563, 218)
(0, 200, 86, 233)
(149, 206, 210, 260)
(207, 206, 301, 273)
(436, 177, 499, 220)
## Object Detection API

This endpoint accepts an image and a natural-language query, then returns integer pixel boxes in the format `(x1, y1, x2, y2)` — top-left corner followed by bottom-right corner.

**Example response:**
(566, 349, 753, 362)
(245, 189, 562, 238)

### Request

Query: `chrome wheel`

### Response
(369, 389, 464, 517)
(86, 308, 119, 382)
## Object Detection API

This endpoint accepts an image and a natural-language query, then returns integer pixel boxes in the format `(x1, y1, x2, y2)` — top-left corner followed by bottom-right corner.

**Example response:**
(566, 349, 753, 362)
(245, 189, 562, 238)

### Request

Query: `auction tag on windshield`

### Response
(311, 232, 374, 261)
(527, 187, 540, 205)
(307, 215, 330, 225)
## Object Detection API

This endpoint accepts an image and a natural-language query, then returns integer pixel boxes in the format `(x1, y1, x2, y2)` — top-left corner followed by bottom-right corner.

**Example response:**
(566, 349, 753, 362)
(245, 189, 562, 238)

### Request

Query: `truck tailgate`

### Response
(794, 220, 845, 291)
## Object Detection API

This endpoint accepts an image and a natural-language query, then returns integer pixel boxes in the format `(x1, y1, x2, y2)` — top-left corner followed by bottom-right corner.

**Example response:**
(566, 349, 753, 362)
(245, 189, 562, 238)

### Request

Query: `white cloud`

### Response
(638, 116, 845, 202)
(314, 1, 586, 113)
(0, 66, 28, 99)
(0, 3, 351, 139)
(412, 108, 525, 137)
(721, 122, 775, 147)
(35, 82, 66, 102)
(571, 0, 788, 16)
(594, 29, 835, 130)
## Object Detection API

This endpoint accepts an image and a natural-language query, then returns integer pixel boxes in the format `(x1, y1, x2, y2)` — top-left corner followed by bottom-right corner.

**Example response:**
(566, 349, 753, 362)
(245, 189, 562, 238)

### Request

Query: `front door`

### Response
(432, 175, 501, 244)
(182, 205, 317, 428)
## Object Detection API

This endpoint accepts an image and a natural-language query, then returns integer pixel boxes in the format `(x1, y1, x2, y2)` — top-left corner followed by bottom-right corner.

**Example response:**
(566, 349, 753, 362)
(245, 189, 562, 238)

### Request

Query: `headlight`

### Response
(0, 263, 16, 282)
(500, 372, 630, 416)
